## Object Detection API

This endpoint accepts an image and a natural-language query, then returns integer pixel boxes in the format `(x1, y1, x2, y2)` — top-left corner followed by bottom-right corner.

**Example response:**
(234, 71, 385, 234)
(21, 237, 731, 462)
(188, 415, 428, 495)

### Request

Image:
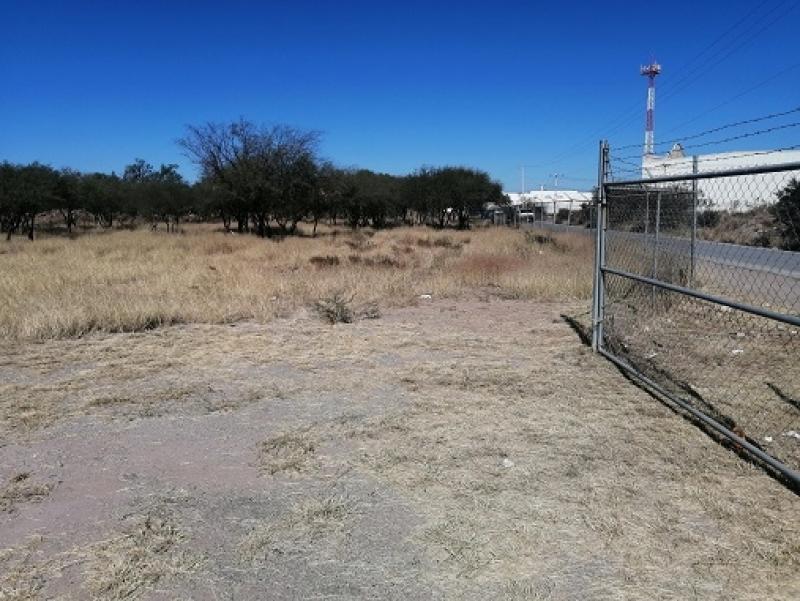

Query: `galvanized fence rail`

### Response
(592, 140, 800, 487)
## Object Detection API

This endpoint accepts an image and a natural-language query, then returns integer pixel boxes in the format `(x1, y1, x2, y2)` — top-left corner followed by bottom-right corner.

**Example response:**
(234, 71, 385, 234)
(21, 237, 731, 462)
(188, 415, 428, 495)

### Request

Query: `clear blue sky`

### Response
(1, 0, 798, 191)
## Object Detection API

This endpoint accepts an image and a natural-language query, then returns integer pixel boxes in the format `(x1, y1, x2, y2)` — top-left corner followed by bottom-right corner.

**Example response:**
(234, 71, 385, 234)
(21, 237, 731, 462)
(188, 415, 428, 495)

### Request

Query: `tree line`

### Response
(0, 119, 506, 240)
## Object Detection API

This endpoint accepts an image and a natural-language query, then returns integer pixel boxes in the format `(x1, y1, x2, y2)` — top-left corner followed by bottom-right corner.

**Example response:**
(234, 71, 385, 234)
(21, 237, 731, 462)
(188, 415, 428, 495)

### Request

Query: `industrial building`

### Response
(637, 61, 800, 210)
(641, 144, 800, 211)
(505, 190, 592, 214)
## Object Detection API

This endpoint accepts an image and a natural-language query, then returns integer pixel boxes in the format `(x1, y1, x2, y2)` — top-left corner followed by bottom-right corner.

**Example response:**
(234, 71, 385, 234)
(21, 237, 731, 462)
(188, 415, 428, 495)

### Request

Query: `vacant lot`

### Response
(0, 226, 592, 340)
(1, 227, 797, 600)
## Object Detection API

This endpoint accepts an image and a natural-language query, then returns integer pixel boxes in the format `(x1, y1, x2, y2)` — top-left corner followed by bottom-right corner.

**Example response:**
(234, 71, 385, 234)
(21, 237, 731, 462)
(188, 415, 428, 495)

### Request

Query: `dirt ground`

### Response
(1, 299, 798, 600)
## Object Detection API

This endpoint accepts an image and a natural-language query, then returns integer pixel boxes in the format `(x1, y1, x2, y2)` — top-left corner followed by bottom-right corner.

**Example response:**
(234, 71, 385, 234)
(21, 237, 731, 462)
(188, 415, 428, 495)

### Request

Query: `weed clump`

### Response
(259, 432, 316, 474)
(344, 232, 374, 251)
(83, 513, 198, 598)
(361, 303, 382, 320)
(309, 255, 340, 268)
(0, 472, 53, 512)
(348, 254, 404, 268)
(416, 235, 462, 249)
(314, 292, 355, 324)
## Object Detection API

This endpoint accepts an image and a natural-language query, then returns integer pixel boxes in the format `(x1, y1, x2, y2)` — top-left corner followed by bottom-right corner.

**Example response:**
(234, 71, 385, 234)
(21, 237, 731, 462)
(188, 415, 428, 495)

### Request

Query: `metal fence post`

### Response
(691, 155, 698, 285)
(592, 140, 608, 352)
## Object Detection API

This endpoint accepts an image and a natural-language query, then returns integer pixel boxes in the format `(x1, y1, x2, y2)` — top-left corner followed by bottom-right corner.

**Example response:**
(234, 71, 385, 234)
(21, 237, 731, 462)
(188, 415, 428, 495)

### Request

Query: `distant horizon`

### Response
(2, 0, 798, 192)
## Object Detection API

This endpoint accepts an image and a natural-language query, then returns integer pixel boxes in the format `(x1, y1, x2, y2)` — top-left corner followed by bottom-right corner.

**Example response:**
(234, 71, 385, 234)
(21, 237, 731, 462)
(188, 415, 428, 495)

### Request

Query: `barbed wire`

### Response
(612, 106, 800, 152)
(660, 61, 800, 139)
(607, 145, 800, 183)
(680, 121, 800, 151)
(611, 122, 800, 163)
(611, 156, 643, 169)
(693, 144, 800, 165)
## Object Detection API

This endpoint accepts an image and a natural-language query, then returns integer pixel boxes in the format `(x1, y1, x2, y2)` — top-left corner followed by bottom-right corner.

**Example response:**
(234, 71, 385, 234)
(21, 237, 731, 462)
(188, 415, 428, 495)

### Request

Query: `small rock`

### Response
(731, 349, 744, 355)
(736, 332, 745, 338)
(501, 458, 515, 468)
(419, 294, 433, 299)
(782, 430, 800, 440)
(764, 436, 773, 443)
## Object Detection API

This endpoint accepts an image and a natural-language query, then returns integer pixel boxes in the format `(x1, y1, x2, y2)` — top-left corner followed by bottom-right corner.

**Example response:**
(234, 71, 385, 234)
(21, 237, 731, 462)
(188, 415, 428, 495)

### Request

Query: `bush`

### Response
(309, 255, 340, 268)
(696, 209, 721, 228)
(315, 292, 355, 324)
(772, 179, 800, 251)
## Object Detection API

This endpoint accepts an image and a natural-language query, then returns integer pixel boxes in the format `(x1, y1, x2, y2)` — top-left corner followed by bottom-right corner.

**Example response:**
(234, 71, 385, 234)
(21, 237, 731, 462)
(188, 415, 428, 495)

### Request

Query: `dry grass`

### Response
(82, 513, 200, 600)
(0, 473, 53, 513)
(1, 506, 200, 601)
(240, 495, 353, 562)
(0, 377, 265, 440)
(0, 538, 50, 601)
(258, 431, 317, 474)
(0, 224, 593, 340)
(700, 206, 780, 247)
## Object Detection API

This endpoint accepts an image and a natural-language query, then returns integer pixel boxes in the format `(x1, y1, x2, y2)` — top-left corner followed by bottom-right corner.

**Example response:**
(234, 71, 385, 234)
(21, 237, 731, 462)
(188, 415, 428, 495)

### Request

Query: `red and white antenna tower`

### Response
(640, 61, 661, 155)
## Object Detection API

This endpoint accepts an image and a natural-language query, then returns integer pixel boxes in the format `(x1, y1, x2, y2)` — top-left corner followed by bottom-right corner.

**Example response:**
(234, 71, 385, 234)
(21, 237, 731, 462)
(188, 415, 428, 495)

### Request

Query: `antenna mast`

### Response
(640, 61, 661, 156)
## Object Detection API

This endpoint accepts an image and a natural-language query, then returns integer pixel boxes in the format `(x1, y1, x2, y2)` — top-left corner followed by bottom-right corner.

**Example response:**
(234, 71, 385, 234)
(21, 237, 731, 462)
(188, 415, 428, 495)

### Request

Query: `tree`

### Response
(194, 179, 235, 229)
(54, 168, 82, 233)
(271, 136, 319, 235)
(773, 178, 800, 251)
(405, 167, 504, 229)
(340, 169, 402, 229)
(309, 161, 340, 235)
(0, 162, 57, 240)
(81, 172, 124, 227)
(149, 164, 192, 231)
(179, 120, 321, 237)
(122, 158, 155, 183)
(120, 160, 192, 231)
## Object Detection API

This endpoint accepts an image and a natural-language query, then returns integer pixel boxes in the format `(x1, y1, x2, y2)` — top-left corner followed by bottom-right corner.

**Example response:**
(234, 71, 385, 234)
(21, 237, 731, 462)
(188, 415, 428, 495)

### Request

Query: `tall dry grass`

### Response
(0, 225, 593, 340)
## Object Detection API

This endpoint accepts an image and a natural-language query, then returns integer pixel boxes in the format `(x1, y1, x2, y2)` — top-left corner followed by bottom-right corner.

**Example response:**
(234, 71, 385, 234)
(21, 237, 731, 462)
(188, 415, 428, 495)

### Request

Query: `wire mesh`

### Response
(601, 164, 800, 475)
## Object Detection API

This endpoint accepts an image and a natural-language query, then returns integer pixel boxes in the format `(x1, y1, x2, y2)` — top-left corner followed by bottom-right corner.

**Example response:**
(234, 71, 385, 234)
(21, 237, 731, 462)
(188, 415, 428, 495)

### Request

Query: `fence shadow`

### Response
(559, 313, 799, 496)
(766, 382, 800, 413)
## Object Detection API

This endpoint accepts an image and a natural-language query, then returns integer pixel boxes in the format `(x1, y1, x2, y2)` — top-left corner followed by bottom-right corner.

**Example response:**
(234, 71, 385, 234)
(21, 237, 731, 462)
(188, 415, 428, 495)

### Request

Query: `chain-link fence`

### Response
(593, 142, 800, 487)
(517, 202, 597, 233)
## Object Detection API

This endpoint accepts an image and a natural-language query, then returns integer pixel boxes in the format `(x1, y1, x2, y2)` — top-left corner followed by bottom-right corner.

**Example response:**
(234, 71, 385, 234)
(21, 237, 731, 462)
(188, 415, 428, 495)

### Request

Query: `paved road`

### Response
(524, 222, 800, 279)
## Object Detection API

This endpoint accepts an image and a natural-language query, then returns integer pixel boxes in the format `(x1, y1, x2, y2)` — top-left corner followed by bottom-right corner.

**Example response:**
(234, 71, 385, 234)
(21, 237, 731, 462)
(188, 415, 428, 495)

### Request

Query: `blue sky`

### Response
(1, 0, 798, 191)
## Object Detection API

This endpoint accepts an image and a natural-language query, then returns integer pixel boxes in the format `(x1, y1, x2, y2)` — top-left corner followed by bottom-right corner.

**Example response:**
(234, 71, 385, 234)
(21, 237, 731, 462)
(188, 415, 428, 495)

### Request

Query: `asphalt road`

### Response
(524, 222, 800, 311)
(524, 222, 800, 279)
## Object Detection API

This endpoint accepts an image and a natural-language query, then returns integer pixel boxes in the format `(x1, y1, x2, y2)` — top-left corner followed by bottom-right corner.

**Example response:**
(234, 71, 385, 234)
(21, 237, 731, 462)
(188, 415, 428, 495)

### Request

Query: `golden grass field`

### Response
(0, 225, 593, 340)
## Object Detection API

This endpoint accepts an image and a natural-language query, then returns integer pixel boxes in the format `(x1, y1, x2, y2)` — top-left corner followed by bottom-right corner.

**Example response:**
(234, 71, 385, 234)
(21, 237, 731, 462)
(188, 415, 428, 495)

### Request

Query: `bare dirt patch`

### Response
(0, 300, 797, 599)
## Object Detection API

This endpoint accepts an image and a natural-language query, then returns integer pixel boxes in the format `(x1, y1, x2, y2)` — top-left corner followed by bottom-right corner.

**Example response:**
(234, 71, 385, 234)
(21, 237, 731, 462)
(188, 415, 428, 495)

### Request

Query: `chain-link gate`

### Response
(592, 140, 800, 487)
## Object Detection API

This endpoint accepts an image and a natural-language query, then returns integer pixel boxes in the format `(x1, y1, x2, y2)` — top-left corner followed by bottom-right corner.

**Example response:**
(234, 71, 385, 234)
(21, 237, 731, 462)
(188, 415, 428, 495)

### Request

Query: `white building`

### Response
(505, 189, 592, 215)
(641, 145, 800, 211)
